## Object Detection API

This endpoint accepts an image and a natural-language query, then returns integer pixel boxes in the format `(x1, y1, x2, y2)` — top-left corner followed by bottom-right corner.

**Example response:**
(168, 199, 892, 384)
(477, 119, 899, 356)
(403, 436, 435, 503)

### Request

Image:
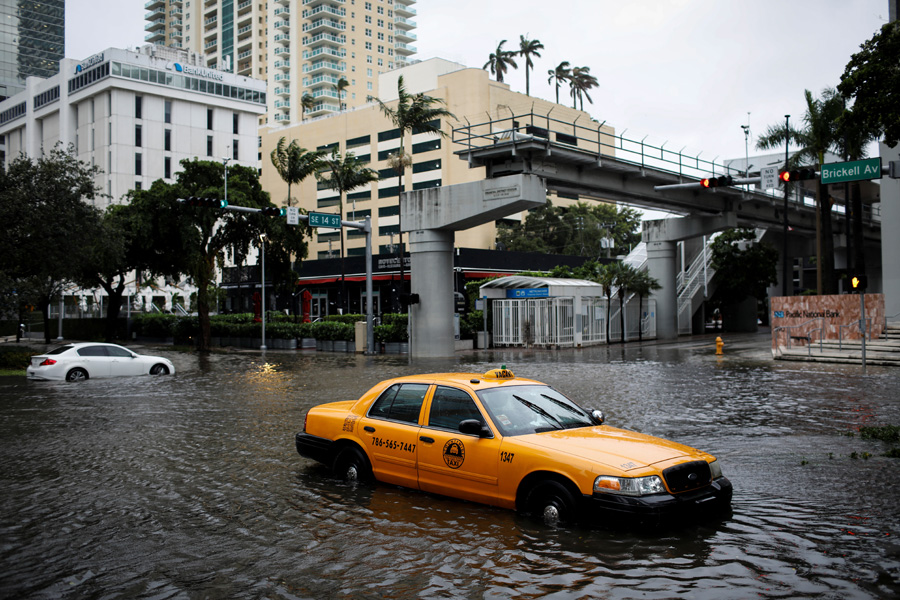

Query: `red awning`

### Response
(463, 271, 514, 279)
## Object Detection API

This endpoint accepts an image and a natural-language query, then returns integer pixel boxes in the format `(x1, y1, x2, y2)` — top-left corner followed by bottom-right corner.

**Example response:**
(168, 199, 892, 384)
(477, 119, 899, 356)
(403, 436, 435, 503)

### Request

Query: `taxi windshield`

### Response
(477, 385, 594, 436)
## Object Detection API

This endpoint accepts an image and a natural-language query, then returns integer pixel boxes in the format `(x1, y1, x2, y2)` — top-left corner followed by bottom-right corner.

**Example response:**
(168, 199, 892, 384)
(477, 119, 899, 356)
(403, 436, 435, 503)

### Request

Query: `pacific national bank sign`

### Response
(166, 62, 225, 81)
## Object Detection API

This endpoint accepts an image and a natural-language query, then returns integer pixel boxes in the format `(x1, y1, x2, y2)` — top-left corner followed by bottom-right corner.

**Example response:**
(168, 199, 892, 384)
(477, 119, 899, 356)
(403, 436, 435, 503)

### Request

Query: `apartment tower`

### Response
(0, 0, 65, 101)
(144, 0, 418, 124)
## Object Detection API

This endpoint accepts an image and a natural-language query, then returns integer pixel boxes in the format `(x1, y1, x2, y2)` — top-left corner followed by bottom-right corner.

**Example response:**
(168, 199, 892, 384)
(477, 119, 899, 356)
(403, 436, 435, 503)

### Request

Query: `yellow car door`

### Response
(417, 385, 502, 506)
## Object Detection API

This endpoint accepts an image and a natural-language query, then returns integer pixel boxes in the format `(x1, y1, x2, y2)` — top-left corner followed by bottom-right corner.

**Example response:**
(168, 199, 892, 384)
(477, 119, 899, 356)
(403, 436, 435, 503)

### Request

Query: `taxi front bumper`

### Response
(586, 477, 733, 524)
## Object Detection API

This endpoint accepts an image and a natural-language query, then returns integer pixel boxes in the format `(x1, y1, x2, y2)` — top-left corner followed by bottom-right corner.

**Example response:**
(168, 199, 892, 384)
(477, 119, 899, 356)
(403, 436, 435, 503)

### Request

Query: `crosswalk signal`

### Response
(850, 274, 867, 292)
(187, 196, 227, 208)
(261, 206, 285, 217)
(779, 168, 817, 183)
(700, 175, 735, 189)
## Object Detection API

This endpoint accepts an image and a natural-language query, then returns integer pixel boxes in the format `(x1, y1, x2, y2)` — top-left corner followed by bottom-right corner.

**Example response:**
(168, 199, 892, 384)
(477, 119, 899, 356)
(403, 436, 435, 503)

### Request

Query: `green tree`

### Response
(596, 262, 618, 344)
(301, 92, 316, 121)
(517, 35, 544, 96)
(370, 75, 456, 300)
(613, 262, 640, 343)
(483, 39, 518, 83)
(756, 88, 843, 294)
(838, 20, 900, 148)
(270, 137, 323, 207)
(0, 146, 103, 343)
(547, 61, 571, 105)
(710, 228, 778, 307)
(315, 149, 379, 308)
(335, 76, 349, 112)
(568, 66, 598, 111)
(631, 269, 662, 342)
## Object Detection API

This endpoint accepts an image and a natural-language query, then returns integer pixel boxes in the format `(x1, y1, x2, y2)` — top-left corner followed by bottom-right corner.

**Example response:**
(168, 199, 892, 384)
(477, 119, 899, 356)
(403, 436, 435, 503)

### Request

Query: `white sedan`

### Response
(26, 343, 175, 382)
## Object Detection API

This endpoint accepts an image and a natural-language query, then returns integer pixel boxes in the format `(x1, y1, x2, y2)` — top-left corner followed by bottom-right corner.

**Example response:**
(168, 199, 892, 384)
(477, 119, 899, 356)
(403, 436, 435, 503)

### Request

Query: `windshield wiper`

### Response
(513, 394, 563, 430)
(540, 394, 588, 418)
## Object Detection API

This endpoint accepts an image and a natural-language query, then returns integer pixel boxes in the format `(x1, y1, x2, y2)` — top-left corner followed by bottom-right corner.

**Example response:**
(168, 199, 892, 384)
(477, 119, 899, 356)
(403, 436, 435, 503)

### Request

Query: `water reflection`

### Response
(1, 336, 898, 598)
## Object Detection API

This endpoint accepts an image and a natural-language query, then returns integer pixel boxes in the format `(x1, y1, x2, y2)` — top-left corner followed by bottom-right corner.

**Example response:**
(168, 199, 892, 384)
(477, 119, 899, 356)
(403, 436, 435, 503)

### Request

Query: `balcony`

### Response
(237, 0, 253, 14)
(303, 18, 345, 34)
(275, 59, 291, 71)
(204, 39, 218, 50)
(304, 59, 344, 75)
(237, 23, 253, 41)
(274, 86, 291, 97)
(303, 46, 345, 60)
(275, 33, 291, 44)
(238, 61, 253, 76)
(393, 16, 416, 30)
(303, 0, 345, 6)
(275, 100, 291, 109)
(274, 46, 291, 57)
(394, 3, 416, 17)
(312, 88, 339, 99)
(274, 19, 290, 31)
(394, 29, 416, 43)
(145, 30, 165, 43)
(274, 113, 291, 122)
(145, 18, 165, 32)
(204, 15, 218, 27)
(274, 6, 290, 17)
(145, 6, 164, 20)
(274, 72, 290, 83)
(307, 102, 340, 118)
(303, 4, 346, 19)
(394, 42, 416, 55)
(276, 0, 290, 5)
(304, 32, 344, 47)
(170, 0, 183, 6)
(303, 74, 340, 87)
(237, 48, 253, 60)
(169, 7, 183, 17)
(169, 28, 183, 41)
(144, 0, 164, 9)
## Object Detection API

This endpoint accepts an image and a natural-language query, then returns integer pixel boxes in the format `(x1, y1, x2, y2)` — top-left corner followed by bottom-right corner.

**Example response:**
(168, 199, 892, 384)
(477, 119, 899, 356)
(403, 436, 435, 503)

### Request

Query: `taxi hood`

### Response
(520, 426, 706, 473)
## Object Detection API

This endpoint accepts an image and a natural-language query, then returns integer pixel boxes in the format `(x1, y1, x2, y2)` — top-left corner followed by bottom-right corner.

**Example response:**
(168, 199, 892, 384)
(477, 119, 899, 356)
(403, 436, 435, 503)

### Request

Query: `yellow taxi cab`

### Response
(295, 368, 732, 525)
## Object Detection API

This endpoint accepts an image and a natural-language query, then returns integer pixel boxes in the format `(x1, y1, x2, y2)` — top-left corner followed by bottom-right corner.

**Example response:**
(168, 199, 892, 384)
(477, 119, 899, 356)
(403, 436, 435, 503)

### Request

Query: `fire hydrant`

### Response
(715, 336, 724, 355)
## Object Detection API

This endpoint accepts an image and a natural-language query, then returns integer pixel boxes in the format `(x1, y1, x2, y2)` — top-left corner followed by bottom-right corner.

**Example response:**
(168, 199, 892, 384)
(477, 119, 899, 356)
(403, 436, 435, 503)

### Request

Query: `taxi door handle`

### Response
(364, 426, 375, 433)
(419, 436, 434, 444)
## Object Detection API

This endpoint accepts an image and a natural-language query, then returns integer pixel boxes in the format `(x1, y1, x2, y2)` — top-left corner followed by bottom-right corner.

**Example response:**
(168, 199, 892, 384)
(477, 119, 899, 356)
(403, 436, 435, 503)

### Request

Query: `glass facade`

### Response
(0, 0, 64, 101)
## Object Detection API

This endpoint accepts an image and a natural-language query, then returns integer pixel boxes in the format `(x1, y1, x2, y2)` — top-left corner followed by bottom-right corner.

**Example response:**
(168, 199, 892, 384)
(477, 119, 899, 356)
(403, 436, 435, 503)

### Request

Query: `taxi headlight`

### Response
(709, 460, 723, 479)
(593, 475, 665, 497)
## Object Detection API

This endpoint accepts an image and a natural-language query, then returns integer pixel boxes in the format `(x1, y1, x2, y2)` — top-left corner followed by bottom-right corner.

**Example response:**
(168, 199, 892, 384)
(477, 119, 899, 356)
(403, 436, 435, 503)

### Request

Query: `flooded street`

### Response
(2, 333, 899, 599)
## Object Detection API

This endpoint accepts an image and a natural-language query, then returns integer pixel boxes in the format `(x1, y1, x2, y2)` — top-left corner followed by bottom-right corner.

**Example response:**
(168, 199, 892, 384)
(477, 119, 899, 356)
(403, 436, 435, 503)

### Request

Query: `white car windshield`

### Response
(477, 385, 594, 436)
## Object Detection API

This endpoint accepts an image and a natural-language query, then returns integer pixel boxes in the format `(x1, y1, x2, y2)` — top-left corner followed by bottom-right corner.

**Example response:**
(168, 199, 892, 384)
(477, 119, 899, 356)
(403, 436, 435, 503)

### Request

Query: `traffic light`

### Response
(399, 292, 420, 308)
(779, 168, 817, 183)
(850, 274, 867, 292)
(261, 206, 285, 217)
(186, 196, 227, 208)
(700, 175, 735, 188)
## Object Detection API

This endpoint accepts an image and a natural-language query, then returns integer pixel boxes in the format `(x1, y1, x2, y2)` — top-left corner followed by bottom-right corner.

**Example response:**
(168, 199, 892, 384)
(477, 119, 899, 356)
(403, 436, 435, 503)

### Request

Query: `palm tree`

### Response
(335, 77, 349, 112)
(568, 66, 598, 111)
(315, 149, 379, 308)
(301, 93, 316, 121)
(370, 75, 456, 301)
(612, 262, 639, 343)
(517, 35, 544, 96)
(483, 39, 518, 83)
(547, 61, 571, 104)
(631, 270, 661, 342)
(596, 262, 617, 344)
(757, 88, 843, 294)
(270, 137, 323, 207)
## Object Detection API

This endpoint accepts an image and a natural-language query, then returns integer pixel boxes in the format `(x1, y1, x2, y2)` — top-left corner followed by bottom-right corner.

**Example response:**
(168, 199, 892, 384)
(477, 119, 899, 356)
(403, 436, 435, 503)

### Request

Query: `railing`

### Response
(774, 318, 824, 357)
(838, 318, 872, 350)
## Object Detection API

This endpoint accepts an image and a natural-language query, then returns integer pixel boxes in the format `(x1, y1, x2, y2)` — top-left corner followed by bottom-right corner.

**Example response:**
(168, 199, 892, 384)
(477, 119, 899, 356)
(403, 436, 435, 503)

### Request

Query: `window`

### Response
(365, 28, 372, 37)
(164, 100, 172, 124)
(207, 108, 213, 130)
(135, 124, 142, 147)
(232, 112, 239, 134)
(232, 140, 238, 160)
(365, 42, 372, 50)
(207, 135, 213, 157)
(428, 386, 485, 432)
(164, 156, 171, 179)
(365, 15, 371, 23)
(135, 153, 142, 176)
(164, 129, 171, 152)
(368, 383, 428, 424)
(135, 95, 142, 119)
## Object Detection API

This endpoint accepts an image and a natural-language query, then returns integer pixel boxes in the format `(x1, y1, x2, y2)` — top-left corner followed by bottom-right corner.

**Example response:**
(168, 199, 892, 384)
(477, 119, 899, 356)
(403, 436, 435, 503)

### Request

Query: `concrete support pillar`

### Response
(647, 240, 678, 340)
(408, 229, 455, 357)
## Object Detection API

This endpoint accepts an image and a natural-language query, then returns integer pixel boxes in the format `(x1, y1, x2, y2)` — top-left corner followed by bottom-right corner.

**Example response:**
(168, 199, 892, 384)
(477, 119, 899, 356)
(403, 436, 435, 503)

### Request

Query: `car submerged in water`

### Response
(26, 342, 175, 382)
(295, 368, 732, 526)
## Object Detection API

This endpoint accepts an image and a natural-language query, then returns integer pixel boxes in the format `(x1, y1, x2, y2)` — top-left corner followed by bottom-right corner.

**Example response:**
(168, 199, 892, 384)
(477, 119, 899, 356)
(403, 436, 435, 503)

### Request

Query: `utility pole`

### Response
(782, 115, 790, 297)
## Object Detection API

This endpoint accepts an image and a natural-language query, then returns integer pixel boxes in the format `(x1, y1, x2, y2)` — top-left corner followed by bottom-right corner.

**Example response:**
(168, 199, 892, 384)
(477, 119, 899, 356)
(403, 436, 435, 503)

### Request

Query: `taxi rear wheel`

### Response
(526, 480, 577, 526)
(333, 446, 372, 483)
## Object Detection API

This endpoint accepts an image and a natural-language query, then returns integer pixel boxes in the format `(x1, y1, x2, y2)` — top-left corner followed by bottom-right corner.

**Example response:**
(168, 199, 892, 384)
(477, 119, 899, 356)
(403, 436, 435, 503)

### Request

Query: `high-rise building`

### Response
(0, 0, 65, 101)
(145, 0, 417, 124)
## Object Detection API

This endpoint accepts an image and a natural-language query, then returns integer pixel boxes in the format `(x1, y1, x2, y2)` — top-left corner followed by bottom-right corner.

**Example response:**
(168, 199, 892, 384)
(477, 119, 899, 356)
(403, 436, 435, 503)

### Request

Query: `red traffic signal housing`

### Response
(700, 175, 735, 188)
(779, 168, 817, 183)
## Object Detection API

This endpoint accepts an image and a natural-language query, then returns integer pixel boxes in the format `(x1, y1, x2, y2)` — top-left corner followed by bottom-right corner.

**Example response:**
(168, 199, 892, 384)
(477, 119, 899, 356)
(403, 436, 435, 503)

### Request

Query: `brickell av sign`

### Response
(821, 158, 881, 185)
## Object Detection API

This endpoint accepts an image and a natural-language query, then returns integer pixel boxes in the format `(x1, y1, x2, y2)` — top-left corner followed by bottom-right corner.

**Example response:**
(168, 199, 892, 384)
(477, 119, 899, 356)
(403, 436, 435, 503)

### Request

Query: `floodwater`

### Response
(1, 332, 898, 599)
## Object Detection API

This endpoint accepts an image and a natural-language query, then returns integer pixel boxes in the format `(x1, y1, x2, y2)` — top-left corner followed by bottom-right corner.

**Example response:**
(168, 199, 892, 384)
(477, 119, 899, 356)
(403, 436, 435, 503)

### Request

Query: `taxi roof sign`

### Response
(483, 367, 515, 380)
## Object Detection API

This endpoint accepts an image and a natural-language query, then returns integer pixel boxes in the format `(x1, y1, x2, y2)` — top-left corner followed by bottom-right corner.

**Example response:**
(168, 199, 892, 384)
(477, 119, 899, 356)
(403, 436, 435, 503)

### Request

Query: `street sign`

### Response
(761, 166, 779, 190)
(506, 288, 549, 299)
(308, 211, 341, 229)
(821, 158, 882, 185)
(286, 206, 299, 226)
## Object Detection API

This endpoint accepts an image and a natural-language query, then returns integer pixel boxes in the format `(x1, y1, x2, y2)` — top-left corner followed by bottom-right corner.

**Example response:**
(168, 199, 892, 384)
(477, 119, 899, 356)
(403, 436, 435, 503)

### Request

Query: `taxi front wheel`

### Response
(526, 480, 577, 526)
(333, 446, 372, 483)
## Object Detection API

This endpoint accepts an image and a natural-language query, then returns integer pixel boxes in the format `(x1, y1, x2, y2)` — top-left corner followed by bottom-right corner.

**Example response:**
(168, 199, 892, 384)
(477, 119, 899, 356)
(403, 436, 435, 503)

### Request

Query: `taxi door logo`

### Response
(442, 439, 466, 469)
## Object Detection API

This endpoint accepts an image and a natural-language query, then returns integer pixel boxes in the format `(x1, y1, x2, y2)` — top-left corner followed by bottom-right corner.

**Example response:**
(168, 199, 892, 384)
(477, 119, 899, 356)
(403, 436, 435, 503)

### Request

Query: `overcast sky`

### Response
(67, 0, 888, 165)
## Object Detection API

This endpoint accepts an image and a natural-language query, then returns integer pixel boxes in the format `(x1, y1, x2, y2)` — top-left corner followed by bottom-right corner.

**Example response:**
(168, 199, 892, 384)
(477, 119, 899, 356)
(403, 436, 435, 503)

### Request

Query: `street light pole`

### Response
(260, 233, 267, 351)
(782, 114, 790, 297)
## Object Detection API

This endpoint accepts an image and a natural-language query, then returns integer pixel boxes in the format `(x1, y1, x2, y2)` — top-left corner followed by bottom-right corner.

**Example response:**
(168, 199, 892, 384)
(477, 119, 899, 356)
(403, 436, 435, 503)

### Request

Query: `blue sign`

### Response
(506, 288, 549, 299)
(773, 311, 784, 318)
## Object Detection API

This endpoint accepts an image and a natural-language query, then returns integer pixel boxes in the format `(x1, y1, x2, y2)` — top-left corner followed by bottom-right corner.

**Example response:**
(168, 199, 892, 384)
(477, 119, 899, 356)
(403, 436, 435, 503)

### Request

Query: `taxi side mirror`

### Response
(590, 409, 605, 425)
(459, 419, 490, 437)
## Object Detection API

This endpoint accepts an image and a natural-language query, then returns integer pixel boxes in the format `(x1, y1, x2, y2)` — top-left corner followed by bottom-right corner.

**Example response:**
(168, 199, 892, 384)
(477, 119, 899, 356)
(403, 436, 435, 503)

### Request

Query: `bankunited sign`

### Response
(165, 62, 225, 81)
(821, 157, 882, 185)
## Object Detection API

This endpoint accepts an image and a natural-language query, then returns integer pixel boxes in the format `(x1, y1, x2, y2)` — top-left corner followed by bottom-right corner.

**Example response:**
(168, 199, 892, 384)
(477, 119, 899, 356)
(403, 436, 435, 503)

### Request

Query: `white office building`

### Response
(0, 44, 267, 210)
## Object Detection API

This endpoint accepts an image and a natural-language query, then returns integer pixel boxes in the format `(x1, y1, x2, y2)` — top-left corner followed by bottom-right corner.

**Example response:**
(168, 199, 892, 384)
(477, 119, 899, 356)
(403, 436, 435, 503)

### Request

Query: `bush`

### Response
(0, 348, 38, 369)
(374, 314, 408, 342)
(323, 313, 365, 325)
(132, 314, 178, 338)
(309, 320, 353, 341)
